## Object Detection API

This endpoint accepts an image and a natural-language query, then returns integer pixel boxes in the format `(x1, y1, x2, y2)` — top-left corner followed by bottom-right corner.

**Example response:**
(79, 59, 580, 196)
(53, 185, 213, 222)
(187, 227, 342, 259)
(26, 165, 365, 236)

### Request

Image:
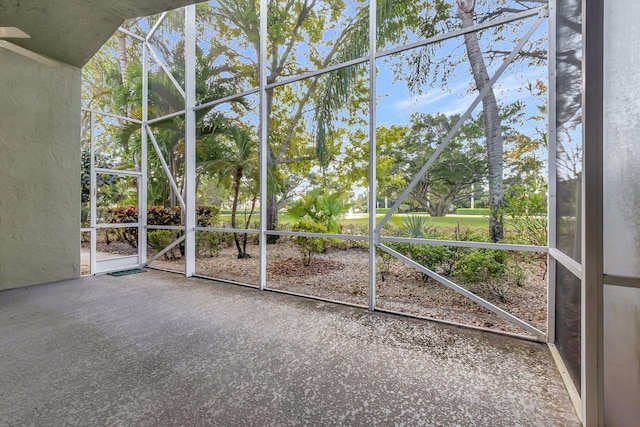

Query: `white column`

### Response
(259, 0, 268, 290)
(368, 0, 378, 311)
(581, 0, 604, 424)
(184, 5, 197, 277)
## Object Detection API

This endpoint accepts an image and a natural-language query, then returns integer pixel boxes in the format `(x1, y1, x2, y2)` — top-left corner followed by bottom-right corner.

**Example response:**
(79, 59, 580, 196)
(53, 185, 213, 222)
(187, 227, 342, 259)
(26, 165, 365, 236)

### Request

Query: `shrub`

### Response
(287, 189, 348, 233)
(387, 241, 458, 279)
(411, 244, 458, 276)
(196, 231, 230, 257)
(107, 206, 139, 247)
(109, 205, 138, 223)
(196, 206, 220, 227)
(291, 219, 328, 266)
(220, 208, 259, 215)
(340, 224, 368, 238)
(147, 230, 182, 259)
(456, 208, 490, 215)
(147, 206, 181, 226)
(375, 208, 391, 214)
(108, 205, 219, 227)
(456, 249, 506, 284)
(506, 264, 526, 287)
(106, 205, 219, 249)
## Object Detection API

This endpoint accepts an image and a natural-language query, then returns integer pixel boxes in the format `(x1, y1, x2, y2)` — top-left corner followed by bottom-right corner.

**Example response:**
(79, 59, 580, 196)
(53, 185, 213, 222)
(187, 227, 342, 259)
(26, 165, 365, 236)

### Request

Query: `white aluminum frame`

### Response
(258, 0, 268, 291)
(581, 0, 604, 424)
(84, 2, 554, 343)
(184, 4, 197, 277)
(368, 0, 378, 311)
(81, 3, 628, 423)
(547, 0, 559, 346)
(87, 107, 144, 274)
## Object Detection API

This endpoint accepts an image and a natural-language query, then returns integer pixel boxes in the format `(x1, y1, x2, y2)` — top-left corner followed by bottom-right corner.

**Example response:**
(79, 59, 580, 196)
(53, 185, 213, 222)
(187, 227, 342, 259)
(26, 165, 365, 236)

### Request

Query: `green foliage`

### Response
(506, 264, 527, 287)
(197, 231, 232, 258)
(503, 174, 548, 247)
(106, 205, 219, 249)
(81, 148, 117, 205)
(148, 229, 231, 260)
(147, 230, 182, 259)
(107, 206, 139, 247)
(195, 206, 220, 228)
(456, 250, 506, 285)
(378, 113, 487, 217)
(287, 189, 349, 233)
(291, 219, 329, 266)
(386, 227, 520, 300)
(388, 242, 457, 277)
(375, 208, 391, 214)
(147, 206, 181, 226)
(456, 208, 490, 216)
(399, 214, 438, 238)
(220, 208, 259, 215)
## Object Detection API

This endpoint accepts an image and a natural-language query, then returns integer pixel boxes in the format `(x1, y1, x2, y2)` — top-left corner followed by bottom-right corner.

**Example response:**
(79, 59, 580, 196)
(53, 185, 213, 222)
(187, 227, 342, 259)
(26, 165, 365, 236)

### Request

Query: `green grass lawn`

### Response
(219, 213, 492, 232)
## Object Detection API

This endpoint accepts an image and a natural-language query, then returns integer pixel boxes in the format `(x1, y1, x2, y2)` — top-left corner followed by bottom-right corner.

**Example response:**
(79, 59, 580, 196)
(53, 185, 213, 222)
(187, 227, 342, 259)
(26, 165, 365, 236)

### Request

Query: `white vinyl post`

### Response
(368, 0, 377, 311)
(89, 111, 97, 275)
(259, 0, 268, 290)
(142, 37, 150, 267)
(184, 5, 197, 277)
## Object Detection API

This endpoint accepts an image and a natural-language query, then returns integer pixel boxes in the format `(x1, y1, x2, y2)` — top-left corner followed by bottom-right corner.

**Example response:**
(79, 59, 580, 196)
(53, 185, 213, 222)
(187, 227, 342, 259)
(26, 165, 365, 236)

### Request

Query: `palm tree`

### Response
(208, 0, 427, 241)
(113, 52, 249, 208)
(201, 126, 258, 258)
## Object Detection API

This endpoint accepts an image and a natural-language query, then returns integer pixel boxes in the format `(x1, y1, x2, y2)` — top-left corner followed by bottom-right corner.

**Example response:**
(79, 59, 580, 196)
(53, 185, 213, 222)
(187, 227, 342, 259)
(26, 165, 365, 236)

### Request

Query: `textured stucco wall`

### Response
(0, 49, 81, 290)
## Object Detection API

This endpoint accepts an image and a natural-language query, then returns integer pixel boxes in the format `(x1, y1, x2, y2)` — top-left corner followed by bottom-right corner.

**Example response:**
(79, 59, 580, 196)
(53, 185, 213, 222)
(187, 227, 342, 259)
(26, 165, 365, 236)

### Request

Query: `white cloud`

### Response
(392, 89, 450, 112)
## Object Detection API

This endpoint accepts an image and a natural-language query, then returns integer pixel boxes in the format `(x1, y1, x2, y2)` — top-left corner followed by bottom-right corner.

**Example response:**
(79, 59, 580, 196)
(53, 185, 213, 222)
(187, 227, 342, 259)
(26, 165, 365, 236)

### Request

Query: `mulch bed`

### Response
(267, 257, 344, 277)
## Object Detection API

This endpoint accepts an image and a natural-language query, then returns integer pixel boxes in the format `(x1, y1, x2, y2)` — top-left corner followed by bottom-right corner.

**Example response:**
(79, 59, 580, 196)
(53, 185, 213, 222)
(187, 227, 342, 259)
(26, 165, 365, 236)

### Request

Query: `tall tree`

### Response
(203, 0, 442, 240)
(384, 112, 487, 216)
(456, 0, 504, 241)
(407, 0, 547, 240)
(201, 126, 258, 258)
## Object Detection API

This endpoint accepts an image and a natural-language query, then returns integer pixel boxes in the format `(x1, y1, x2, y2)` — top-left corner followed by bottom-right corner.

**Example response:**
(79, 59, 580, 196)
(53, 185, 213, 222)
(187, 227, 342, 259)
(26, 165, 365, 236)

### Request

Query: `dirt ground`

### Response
(144, 239, 547, 338)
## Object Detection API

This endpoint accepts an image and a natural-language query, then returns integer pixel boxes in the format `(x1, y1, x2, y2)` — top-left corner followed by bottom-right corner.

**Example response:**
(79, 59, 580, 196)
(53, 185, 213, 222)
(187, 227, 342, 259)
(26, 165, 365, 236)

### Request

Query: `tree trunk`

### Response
(266, 192, 279, 244)
(231, 166, 248, 258)
(242, 192, 258, 255)
(457, 0, 504, 242)
(116, 33, 128, 85)
(263, 88, 280, 243)
(170, 152, 177, 208)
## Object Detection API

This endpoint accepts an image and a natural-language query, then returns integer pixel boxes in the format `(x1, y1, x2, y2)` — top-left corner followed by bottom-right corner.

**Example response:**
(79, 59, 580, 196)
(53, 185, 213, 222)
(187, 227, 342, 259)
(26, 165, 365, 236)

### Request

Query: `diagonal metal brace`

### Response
(146, 233, 186, 265)
(377, 243, 546, 341)
(147, 42, 187, 100)
(146, 125, 187, 210)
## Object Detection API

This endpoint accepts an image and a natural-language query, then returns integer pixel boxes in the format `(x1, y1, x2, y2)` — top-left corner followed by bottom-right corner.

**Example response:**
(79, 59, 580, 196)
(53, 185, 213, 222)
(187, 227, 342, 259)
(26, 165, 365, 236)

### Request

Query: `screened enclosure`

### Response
(79, 1, 640, 424)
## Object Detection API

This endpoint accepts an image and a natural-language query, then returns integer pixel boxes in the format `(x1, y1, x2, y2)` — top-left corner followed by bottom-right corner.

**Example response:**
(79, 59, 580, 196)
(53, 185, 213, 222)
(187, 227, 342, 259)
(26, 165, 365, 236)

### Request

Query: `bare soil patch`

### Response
(267, 258, 344, 277)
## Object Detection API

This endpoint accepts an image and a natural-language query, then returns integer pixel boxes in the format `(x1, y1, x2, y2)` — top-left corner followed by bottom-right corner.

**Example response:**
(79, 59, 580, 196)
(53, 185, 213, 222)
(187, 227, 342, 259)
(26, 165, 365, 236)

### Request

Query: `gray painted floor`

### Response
(0, 270, 579, 427)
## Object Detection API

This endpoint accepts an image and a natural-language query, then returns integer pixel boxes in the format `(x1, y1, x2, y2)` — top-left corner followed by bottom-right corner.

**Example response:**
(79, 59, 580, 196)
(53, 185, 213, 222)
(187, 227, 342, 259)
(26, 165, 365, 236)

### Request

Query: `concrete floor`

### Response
(0, 270, 579, 427)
